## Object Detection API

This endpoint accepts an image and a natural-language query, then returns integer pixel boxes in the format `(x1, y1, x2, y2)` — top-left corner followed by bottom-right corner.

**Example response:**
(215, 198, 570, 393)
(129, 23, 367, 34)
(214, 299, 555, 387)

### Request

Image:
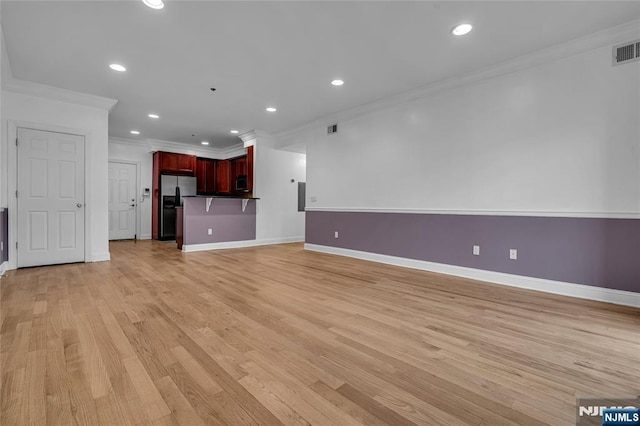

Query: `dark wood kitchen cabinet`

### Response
(196, 158, 207, 194)
(195, 158, 216, 195)
(216, 160, 231, 194)
(177, 154, 195, 173)
(232, 156, 248, 178)
(158, 152, 196, 175)
(246, 146, 254, 191)
(229, 154, 251, 193)
(152, 151, 196, 240)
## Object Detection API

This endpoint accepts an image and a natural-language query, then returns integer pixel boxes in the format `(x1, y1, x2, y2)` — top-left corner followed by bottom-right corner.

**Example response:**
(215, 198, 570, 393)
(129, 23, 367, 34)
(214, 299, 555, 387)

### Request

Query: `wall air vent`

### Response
(613, 40, 640, 66)
(327, 124, 338, 135)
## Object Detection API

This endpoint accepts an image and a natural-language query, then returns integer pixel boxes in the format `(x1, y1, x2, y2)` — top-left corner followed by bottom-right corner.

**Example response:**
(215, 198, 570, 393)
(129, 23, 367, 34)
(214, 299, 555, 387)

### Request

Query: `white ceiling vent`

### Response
(327, 124, 338, 135)
(612, 39, 640, 66)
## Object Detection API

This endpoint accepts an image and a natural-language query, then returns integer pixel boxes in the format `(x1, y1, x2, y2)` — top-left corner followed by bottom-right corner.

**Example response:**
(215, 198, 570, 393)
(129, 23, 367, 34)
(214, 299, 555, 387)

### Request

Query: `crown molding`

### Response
(109, 137, 150, 149)
(273, 19, 640, 144)
(147, 138, 246, 159)
(3, 77, 118, 111)
(220, 143, 247, 159)
(239, 130, 257, 145)
(109, 136, 246, 159)
(147, 138, 225, 158)
(239, 130, 276, 147)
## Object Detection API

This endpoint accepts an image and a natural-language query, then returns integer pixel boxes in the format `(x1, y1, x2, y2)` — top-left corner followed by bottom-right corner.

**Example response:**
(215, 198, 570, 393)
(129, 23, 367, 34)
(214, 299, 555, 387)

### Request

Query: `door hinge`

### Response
(15, 190, 18, 198)
(16, 242, 18, 249)
(15, 138, 18, 146)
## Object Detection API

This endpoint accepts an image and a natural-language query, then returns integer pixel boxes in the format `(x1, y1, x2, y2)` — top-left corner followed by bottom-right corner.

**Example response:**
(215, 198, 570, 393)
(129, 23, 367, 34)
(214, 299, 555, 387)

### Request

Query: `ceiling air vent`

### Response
(327, 124, 338, 135)
(613, 40, 640, 66)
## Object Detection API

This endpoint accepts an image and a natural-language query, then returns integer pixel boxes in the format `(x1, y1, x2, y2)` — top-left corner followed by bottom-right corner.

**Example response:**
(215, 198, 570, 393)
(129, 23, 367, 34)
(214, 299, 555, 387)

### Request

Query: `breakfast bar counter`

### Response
(179, 196, 258, 252)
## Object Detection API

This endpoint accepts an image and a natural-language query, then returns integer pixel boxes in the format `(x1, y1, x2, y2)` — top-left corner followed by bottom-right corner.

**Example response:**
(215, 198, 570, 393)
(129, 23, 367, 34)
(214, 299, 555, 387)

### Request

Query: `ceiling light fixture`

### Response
(230, 130, 239, 134)
(331, 79, 344, 86)
(130, 130, 140, 135)
(148, 113, 160, 119)
(201, 141, 209, 145)
(266, 107, 277, 112)
(451, 23, 473, 36)
(143, 0, 164, 10)
(109, 63, 127, 72)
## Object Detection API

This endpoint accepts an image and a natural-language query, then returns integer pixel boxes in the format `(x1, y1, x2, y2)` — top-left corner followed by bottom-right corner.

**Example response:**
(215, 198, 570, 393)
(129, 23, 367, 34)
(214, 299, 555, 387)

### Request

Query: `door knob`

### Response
(76, 203, 83, 208)
(130, 204, 136, 208)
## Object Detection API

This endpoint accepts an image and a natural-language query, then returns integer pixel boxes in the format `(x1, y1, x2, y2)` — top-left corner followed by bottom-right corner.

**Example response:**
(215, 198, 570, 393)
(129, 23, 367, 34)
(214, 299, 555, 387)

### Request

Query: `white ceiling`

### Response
(2, 1, 639, 149)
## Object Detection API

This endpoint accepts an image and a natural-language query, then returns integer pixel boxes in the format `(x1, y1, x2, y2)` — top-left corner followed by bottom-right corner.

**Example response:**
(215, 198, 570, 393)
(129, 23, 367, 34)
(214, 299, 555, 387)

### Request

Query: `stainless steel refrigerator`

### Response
(160, 175, 197, 240)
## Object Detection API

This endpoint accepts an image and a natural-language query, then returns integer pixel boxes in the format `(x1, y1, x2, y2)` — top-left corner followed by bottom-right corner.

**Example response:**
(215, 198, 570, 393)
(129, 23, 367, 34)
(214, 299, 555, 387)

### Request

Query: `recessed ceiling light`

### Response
(130, 130, 140, 135)
(201, 141, 209, 145)
(142, 0, 164, 9)
(266, 107, 277, 112)
(331, 79, 344, 86)
(148, 113, 160, 119)
(109, 63, 127, 72)
(230, 130, 239, 134)
(451, 23, 473, 36)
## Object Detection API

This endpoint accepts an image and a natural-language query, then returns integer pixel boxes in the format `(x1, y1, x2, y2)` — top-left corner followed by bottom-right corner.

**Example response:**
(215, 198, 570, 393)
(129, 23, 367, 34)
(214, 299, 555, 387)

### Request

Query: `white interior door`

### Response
(108, 162, 137, 240)
(17, 128, 85, 267)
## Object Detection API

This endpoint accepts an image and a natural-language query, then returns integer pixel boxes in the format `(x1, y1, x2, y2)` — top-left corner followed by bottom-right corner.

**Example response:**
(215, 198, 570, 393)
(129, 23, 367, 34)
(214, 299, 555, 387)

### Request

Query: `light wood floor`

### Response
(1, 241, 638, 425)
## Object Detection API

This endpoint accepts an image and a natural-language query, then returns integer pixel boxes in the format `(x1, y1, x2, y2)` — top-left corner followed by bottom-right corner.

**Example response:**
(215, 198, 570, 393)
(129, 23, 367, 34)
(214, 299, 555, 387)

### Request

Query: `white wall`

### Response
(1, 23, 12, 209)
(1, 89, 113, 265)
(108, 140, 153, 239)
(301, 43, 640, 216)
(254, 137, 307, 241)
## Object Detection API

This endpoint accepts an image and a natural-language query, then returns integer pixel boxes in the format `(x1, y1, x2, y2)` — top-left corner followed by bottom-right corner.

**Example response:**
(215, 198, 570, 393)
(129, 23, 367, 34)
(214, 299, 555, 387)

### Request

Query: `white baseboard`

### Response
(183, 236, 304, 253)
(138, 234, 152, 240)
(304, 244, 640, 308)
(89, 252, 111, 262)
(254, 236, 305, 245)
(0, 261, 7, 277)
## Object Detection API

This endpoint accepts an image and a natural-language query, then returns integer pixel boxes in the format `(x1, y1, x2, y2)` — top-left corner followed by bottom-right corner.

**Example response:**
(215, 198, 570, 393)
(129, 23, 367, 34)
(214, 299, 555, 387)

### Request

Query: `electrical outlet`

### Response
(0, 241, 3, 251)
(509, 249, 518, 260)
(310, 196, 317, 203)
(334, 231, 339, 239)
(207, 228, 213, 235)
(473, 245, 480, 256)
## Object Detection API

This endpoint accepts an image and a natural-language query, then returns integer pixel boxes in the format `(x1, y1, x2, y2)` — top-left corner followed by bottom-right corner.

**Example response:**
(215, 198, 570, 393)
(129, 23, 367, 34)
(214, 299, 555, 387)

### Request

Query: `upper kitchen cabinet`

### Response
(158, 152, 196, 175)
(230, 151, 253, 193)
(216, 160, 231, 194)
(196, 157, 216, 195)
(232, 156, 248, 177)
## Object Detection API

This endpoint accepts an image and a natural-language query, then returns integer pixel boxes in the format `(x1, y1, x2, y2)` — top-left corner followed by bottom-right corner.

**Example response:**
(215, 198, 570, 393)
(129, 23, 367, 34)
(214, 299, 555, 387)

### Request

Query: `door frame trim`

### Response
(8, 120, 90, 270)
(108, 160, 141, 240)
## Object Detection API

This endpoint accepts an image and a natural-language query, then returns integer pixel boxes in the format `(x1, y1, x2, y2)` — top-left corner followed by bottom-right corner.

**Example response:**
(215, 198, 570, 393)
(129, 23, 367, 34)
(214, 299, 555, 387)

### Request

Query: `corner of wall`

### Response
(90, 252, 111, 263)
(253, 134, 307, 241)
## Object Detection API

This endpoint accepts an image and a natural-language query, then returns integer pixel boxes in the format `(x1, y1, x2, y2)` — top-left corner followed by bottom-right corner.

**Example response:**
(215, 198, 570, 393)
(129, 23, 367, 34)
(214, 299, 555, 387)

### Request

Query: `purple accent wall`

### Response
(0, 209, 7, 263)
(306, 211, 640, 293)
(183, 198, 256, 245)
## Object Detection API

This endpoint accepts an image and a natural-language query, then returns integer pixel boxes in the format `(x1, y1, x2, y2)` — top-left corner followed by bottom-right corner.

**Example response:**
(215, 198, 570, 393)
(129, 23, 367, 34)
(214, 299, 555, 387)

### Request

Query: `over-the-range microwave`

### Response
(235, 175, 248, 191)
